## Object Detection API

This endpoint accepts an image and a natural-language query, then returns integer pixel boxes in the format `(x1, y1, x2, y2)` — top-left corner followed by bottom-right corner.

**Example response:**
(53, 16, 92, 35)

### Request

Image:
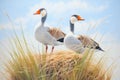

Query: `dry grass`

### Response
(5, 40, 112, 80)
(2, 27, 113, 80)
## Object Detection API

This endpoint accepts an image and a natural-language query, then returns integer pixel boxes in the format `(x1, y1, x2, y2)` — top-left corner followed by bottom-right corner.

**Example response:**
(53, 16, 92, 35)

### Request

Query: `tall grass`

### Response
(3, 29, 113, 80)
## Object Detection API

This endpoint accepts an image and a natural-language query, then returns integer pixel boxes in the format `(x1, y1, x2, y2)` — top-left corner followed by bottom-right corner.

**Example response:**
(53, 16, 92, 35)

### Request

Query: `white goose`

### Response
(64, 15, 104, 53)
(34, 8, 65, 53)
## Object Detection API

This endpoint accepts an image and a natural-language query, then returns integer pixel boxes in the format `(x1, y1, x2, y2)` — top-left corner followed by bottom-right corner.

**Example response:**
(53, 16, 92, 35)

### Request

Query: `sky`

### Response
(0, 0, 120, 80)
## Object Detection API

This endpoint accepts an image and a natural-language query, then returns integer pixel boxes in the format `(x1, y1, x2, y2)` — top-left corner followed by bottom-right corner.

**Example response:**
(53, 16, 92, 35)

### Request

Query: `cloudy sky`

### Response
(0, 0, 120, 79)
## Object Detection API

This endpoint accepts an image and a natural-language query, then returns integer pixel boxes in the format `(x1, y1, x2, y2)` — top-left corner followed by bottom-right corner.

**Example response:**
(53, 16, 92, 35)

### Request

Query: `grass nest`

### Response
(6, 50, 112, 80)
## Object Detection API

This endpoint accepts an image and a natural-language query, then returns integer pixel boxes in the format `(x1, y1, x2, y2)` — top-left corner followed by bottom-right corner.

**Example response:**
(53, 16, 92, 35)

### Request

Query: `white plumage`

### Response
(64, 32, 84, 53)
(34, 8, 65, 53)
(64, 15, 104, 53)
(35, 25, 63, 46)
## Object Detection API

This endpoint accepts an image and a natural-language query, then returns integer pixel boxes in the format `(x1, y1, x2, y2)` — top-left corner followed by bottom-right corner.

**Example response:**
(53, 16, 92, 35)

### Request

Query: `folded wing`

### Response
(77, 35, 104, 51)
(48, 27, 66, 42)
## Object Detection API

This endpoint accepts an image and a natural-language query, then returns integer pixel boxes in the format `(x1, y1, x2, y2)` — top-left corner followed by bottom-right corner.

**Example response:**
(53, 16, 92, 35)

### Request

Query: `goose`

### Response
(64, 15, 104, 53)
(34, 8, 65, 53)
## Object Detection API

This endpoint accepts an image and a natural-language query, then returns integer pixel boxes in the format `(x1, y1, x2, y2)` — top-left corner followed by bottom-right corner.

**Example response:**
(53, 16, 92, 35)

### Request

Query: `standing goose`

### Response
(64, 15, 104, 53)
(34, 8, 65, 53)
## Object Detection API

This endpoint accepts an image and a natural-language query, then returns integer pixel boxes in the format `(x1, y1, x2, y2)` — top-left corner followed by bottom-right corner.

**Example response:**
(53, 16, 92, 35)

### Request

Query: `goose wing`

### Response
(77, 35, 104, 51)
(48, 27, 66, 42)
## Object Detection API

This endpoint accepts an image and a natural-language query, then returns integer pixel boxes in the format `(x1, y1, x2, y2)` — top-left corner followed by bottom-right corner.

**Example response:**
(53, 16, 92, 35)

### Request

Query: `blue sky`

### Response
(0, 0, 120, 79)
(0, 0, 120, 39)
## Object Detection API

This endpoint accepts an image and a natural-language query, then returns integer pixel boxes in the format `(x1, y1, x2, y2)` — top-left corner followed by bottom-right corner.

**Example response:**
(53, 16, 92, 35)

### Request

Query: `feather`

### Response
(77, 35, 99, 49)
(48, 27, 66, 40)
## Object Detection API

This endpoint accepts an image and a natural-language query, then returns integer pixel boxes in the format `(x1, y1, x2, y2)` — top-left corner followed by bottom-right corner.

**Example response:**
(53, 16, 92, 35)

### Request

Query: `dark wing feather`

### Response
(48, 27, 66, 42)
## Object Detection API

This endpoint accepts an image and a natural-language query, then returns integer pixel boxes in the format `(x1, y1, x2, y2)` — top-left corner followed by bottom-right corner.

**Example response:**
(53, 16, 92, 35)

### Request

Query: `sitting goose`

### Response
(64, 15, 104, 53)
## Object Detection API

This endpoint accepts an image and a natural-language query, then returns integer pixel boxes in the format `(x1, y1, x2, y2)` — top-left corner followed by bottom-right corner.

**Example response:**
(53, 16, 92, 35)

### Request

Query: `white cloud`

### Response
(0, 0, 108, 30)
(29, 0, 108, 16)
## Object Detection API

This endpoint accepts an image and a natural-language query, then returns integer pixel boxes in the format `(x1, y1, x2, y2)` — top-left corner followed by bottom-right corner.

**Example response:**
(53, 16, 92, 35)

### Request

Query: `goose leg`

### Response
(46, 45, 48, 53)
(51, 46, 54, 53)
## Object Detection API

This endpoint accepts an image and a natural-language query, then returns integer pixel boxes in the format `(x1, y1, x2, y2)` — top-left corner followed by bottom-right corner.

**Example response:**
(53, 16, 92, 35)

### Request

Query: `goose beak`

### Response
(77, 16, 85, 21)
(33, 9, 41, 15)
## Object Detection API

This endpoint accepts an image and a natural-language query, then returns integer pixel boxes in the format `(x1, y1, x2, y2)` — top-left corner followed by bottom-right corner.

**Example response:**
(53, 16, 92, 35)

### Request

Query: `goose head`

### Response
(34, 8, 47, 24)
(70, 15, 84, 24)
(34, 8, 47, 17)
(70, 15, 84, 33)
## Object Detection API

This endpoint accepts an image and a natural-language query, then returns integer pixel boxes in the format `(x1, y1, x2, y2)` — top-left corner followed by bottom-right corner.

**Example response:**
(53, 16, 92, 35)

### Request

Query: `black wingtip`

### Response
(57, 38, 64, 42)
(96, 46, 104, 52)
(99, 48, 104, 52)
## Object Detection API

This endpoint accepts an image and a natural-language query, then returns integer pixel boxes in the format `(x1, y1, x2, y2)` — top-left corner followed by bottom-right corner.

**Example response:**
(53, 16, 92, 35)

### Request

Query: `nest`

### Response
(7, 50, 112, 80)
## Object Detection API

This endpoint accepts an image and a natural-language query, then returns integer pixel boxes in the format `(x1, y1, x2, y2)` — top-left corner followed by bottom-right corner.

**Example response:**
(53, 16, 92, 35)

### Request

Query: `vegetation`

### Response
(4, 31, 113, 80)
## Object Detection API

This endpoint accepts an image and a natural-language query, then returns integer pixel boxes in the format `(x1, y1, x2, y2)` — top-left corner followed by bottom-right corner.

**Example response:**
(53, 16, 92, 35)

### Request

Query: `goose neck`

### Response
(70, 21, 74, 33)
(41, 14, 47, 26)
